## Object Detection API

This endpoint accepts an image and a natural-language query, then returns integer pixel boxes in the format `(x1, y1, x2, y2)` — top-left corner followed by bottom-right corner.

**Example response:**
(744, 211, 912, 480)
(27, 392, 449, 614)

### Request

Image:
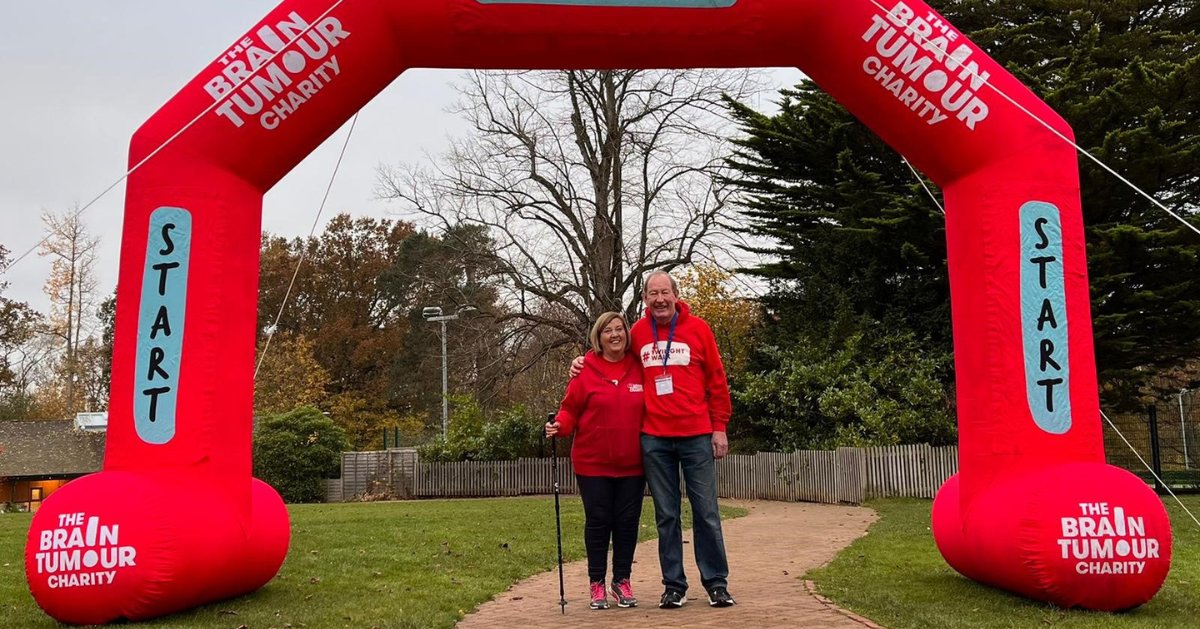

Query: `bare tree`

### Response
(38, 209, 100, 412)
(378, 69, 766, 360)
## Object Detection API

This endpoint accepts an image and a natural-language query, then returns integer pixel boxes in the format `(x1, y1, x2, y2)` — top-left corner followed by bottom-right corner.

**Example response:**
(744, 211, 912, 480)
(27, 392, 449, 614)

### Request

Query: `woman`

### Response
(546, 312, 645, 610)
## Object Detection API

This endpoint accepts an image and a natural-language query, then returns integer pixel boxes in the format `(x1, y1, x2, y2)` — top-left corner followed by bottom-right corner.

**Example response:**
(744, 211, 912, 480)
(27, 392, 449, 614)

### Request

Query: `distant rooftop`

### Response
(0, 420, 106, 478)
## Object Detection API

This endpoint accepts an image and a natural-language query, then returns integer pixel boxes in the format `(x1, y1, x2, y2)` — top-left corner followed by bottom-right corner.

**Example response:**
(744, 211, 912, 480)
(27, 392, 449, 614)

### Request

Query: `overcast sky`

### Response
(0, 1, 803, 316)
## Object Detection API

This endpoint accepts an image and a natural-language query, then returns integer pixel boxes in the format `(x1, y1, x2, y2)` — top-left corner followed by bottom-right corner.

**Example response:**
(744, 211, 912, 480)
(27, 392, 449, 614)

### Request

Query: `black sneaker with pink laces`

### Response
(610, 578, 637, 608)
(589, 581, 609, 610)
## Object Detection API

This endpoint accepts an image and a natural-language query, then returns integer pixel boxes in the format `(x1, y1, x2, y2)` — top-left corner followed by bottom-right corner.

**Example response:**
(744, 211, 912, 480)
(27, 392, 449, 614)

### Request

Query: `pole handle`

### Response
(546, 411, 558, 460)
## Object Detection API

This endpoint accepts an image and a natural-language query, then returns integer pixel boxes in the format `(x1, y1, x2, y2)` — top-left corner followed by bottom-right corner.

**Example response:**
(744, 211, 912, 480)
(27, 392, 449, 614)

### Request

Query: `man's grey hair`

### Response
(642, 271, 680, 296)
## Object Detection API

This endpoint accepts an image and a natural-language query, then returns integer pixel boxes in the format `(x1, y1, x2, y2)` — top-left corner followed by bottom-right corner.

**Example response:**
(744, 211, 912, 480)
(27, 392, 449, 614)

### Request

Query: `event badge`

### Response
(655, 374, 674, 396)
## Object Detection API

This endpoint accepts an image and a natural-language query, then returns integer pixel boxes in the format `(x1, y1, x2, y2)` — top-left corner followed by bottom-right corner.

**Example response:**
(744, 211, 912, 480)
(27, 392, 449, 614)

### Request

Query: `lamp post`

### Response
(422, 306, 475, 440)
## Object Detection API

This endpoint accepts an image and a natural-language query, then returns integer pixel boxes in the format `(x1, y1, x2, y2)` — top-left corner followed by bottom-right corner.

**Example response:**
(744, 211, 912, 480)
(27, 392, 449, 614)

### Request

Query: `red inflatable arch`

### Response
(26, 0, 1172, 623)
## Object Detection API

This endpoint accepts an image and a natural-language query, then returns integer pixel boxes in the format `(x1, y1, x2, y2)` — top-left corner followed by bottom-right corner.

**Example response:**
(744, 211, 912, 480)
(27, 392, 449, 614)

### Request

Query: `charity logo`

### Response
(34, 513, 138, 589)
(204, 11, 351, 131)
(1058, 503, 1161, 575)
(860, 1, 991, 130)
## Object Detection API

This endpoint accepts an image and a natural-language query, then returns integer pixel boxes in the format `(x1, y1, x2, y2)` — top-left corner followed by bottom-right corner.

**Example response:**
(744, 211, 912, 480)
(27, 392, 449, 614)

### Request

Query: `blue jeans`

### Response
(641, 433, 729, 593)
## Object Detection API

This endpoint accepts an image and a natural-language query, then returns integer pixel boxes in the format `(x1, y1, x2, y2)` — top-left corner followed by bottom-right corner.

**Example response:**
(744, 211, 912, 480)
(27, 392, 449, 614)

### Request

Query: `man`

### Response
(574, 270, 735, 608)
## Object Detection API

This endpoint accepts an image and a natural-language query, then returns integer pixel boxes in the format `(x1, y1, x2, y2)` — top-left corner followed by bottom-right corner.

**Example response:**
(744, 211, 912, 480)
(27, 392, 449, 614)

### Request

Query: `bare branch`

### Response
(379, 69, 772, 352)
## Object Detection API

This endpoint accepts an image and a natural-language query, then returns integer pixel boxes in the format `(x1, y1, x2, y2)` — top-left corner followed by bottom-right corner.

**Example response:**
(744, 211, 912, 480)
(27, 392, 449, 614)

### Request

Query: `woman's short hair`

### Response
(589, 312, 630, 355)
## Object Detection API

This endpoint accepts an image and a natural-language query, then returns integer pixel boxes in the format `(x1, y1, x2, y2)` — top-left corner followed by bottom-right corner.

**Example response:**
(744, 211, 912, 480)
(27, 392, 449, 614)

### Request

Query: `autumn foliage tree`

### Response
(257, 215, 414, 445)
(676, 265, 761, 377)
(256, 214, 507, 447)
(253, 333, 330, 417)
(259, 214, 413, 399)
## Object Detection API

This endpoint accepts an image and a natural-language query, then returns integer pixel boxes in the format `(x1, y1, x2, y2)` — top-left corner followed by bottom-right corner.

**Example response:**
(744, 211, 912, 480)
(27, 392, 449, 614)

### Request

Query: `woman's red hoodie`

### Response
(554, 351, 644, 477)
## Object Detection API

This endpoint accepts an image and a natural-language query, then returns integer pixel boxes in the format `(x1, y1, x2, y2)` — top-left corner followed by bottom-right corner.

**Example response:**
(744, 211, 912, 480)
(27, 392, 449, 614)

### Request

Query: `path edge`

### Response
(802, 579, 885, 629)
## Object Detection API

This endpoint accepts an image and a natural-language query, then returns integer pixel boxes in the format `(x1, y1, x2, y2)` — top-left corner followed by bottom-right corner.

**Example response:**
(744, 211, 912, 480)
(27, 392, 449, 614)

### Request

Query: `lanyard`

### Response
(649, 312, 678, 373)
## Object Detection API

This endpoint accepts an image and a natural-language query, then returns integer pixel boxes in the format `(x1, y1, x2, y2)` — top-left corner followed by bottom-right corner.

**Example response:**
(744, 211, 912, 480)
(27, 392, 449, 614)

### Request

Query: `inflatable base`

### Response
(25, 471, 289, 625)
(933, 463, 1171, 611)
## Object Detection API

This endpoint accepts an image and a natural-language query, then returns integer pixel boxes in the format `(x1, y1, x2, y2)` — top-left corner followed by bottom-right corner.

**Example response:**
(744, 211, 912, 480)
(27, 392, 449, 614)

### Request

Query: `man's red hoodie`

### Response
(554, 351, 644, 477)
(630, 300, 732, 437)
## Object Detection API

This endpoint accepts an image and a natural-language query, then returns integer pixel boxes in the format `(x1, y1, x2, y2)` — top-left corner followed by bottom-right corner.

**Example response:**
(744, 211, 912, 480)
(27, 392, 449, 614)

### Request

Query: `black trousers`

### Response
(576, 474, 645, 583)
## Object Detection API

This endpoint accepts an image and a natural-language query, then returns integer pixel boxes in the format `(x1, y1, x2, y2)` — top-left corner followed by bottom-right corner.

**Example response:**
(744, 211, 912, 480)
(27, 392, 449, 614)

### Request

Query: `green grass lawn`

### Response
(1, 497, 745, 628)
(808, 497, 1200, 628)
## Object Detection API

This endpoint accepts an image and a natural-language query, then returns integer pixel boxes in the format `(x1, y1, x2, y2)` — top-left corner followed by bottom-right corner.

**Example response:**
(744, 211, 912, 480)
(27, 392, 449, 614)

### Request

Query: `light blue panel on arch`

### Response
(1020, 201, 1070, 434)
(477, 0, 736, 7)
(134, 207, 191, 445)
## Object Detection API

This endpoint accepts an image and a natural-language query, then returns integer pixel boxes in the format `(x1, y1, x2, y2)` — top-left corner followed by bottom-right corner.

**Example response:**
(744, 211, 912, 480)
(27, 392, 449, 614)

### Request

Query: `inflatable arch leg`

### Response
(26, 0, 1169, 623)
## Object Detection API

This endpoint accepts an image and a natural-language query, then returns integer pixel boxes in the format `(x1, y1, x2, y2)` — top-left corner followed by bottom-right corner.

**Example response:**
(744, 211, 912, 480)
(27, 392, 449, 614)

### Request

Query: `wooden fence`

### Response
(864, 444, 960, 499)
(327, 444, 958, 505)
(325, 448, 419, 503)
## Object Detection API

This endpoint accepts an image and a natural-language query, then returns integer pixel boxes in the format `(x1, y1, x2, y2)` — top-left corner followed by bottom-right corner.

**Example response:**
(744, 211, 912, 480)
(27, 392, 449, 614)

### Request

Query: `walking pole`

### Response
(549, 412, 567, 614)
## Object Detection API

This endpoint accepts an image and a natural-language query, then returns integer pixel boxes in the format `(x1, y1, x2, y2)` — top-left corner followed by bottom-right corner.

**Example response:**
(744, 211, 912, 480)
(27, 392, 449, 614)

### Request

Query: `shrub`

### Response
(477, 406, 546, 461)
(419, 396, 547, 462)
(253, 406, 351, 503)
(734, 329, 956, 451)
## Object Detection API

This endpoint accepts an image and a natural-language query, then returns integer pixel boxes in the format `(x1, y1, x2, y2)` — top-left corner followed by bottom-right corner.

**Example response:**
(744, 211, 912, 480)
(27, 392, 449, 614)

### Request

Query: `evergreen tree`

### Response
(725, 83, 951, 353)
(949, 1, 1200, 403)
(95, 292, 116, 406)
(727, 1, 1199, 422)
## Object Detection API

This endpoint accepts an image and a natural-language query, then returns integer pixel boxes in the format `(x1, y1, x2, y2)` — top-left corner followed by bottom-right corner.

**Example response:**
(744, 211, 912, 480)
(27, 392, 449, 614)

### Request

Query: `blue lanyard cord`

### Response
(649, 312, 679, 373)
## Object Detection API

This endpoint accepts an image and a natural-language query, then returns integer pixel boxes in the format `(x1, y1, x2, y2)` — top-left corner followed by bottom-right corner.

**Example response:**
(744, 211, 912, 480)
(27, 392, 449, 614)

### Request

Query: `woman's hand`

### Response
(569, 356, 584, 377)
(545, 421, 561, 437)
